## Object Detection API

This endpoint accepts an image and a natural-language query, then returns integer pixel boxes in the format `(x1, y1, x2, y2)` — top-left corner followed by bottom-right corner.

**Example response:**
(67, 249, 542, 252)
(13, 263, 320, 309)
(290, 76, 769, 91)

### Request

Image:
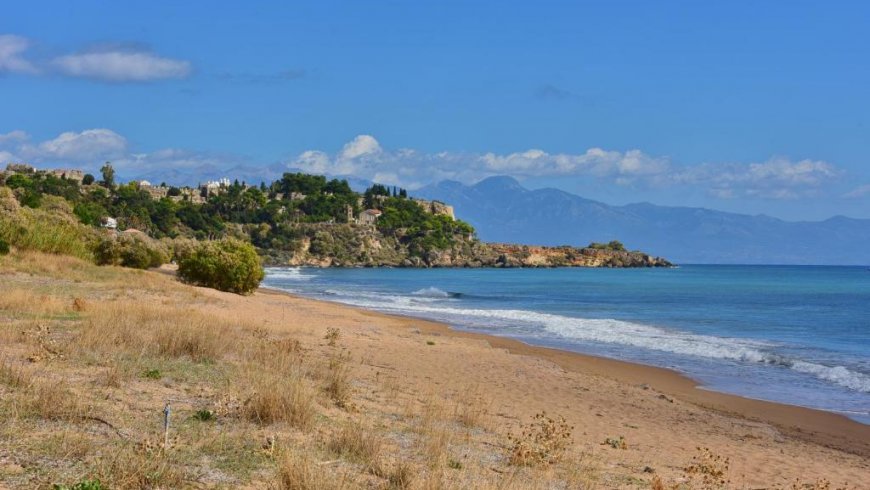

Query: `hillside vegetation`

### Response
(0, 165, 670, 270)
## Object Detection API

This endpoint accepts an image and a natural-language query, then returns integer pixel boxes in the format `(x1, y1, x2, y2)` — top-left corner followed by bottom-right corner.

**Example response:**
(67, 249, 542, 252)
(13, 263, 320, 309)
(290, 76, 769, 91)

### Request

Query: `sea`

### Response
(262, 265, 870, 424)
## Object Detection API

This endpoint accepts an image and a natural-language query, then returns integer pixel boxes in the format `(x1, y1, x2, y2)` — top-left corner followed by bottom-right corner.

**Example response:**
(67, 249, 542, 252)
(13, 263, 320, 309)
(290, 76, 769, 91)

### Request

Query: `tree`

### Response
(82, 174, 95, 185)
(100, 162, 115, 189)
(607, 240, 626, 251)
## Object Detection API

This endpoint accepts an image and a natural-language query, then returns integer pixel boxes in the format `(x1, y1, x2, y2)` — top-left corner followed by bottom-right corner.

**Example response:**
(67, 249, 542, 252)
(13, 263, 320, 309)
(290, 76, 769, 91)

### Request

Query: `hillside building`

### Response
(358, 209, 382, 225)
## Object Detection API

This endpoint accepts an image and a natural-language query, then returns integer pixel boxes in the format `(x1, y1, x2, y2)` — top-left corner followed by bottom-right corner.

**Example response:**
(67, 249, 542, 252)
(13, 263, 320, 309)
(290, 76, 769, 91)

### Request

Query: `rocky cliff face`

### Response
(260, 224, 672, 268)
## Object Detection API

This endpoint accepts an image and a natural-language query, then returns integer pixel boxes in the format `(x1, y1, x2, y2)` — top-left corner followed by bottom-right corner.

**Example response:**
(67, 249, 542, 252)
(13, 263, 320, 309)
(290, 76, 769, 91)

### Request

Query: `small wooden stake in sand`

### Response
(163, 401, 171, 451)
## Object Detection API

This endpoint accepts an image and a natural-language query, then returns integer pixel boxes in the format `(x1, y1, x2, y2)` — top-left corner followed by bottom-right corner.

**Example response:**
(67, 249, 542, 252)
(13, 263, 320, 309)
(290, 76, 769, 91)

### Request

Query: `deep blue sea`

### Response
(263, 265, 870, 423)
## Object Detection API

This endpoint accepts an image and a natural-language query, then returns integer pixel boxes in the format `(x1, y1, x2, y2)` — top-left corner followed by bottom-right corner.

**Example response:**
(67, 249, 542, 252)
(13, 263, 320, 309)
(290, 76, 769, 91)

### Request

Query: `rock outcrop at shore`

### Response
(260, 224, 672, 268)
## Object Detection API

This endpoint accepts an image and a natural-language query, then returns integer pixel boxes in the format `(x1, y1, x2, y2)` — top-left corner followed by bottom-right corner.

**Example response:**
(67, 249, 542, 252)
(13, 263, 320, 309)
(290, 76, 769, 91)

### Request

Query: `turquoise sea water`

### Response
(263, 265, 870, 423)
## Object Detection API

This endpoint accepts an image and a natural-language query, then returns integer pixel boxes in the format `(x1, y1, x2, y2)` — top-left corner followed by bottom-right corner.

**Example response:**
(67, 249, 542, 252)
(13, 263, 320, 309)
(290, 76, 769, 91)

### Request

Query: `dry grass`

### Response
(0, 360, 83, 421)
(453, 385, 490, 430)
(275, 450, 349, 490)
(0, 289, 71, 317)
(75, 302, 235, 364)
(327, 421, 384, 472)
(242, 369, 317, 429)
(424, 425, 452, 470)
(325, 350, 353, 408)
(94, 444, 188, 489)
(385, 461, 415, 489)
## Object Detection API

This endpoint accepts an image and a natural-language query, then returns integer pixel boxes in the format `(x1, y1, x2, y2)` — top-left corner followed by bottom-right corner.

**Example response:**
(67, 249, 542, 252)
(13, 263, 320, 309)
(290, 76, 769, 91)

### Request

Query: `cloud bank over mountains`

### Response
(286, 135, 843, 201)
(0, 34, 190, 82)
(0, 129, 859, 203)
(1, 126, 866, 208)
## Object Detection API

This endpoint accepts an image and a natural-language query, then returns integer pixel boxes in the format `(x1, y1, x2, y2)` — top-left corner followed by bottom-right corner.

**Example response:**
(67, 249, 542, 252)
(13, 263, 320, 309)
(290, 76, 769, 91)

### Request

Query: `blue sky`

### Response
(1, 1, 869, 220)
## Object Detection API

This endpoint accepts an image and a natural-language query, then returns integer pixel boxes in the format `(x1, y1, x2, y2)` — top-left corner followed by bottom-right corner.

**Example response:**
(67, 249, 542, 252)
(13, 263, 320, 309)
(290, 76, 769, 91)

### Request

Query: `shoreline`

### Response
(260, 285, 870, 457)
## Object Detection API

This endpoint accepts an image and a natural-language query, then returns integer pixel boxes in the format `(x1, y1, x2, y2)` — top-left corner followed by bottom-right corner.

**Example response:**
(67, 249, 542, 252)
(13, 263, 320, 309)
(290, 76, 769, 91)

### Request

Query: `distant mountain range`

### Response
(416, 176, 870, 265)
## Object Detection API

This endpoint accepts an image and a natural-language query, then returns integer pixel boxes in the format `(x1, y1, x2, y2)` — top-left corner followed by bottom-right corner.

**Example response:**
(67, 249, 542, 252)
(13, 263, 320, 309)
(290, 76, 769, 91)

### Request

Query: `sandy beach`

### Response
(247, 286, 870, 485)
(1, 254, 868, 488)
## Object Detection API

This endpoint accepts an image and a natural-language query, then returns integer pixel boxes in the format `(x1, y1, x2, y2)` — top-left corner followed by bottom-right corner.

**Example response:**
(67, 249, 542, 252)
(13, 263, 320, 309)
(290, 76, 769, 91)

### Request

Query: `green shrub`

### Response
(0, 188, 96, 261)
(0, 238, 9, 256)
(53, 479, 105, 490)
(177, 238, 264, 294)
(588, 240, 626, 252)
(192, 409, 214, 422)
(168, 237, 198, 263)
(94, 234, 168, 269)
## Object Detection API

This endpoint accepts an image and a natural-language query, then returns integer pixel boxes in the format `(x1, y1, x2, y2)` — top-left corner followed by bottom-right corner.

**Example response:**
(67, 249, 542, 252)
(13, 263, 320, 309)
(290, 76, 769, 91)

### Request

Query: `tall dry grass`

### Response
(275, 450, 349, 490)
(0, 359, 84, 421)
(325, 350, 352, 408)
(0, 289, 71, 317)
(76, 302, 235, 363)
(242, 369, 317, 429)
(327, 421, 384, 472)
(94, 444, 188, 489)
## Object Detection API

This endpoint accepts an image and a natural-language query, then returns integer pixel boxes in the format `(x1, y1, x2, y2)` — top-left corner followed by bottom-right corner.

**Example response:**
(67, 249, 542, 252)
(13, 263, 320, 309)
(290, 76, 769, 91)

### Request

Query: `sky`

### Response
(1, 1, 869, 221)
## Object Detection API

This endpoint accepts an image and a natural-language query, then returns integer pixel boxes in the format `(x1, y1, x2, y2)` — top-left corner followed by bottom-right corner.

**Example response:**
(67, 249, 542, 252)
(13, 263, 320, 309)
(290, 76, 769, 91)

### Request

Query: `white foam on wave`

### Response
(265, 267, 316, 281)
(324, 289, 870, 394)
(412, 287, 451, 298)
(791, 361, 870, 393)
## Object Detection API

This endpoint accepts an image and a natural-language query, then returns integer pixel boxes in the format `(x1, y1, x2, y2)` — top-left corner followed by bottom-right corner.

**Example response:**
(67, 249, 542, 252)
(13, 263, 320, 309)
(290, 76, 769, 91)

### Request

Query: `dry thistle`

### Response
(324, 327, 341, 346)
(684, 447, 730, 490)
(507, 411, 573, 466)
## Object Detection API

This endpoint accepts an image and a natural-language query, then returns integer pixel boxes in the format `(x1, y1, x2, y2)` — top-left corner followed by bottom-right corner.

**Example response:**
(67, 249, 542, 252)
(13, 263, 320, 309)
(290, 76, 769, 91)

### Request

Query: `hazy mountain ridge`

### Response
(416, 176, 870, 265)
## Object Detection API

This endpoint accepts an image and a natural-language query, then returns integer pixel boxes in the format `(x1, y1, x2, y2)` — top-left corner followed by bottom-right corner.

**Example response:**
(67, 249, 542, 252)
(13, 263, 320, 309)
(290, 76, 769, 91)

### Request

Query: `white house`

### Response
(358, 209, 382, 225)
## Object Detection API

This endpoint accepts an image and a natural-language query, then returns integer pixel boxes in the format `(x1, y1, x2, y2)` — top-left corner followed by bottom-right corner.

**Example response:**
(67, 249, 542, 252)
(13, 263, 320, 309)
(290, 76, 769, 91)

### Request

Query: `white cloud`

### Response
(286, 135, 847, 199)
(844, 184, 870, 199)
(0, 130, 28, 145)
(0, 151, 17, 164)
(0, 128, 236, 182)
(20, 129, 128, 162)
(339, 135, 382, 160)
(288, 135, 673, 186)
(479, 147, 670, 178)
(114, 148, 235, 173)
(0, 33, 191, 82)
(52, 49, 191, 82)
(669, 157, 839, 199)
(0, 34, 38, 74)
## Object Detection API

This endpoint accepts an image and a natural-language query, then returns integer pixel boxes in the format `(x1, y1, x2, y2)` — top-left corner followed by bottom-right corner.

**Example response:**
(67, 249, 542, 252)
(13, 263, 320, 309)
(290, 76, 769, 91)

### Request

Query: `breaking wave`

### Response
(320, 290, 870, 394)
(412, 287, 462, 298)
(264, 267, 315, 281)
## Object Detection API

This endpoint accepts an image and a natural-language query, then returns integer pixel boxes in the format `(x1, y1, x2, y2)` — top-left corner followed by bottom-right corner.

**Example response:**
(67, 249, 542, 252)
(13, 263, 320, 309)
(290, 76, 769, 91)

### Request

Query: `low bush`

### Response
(177, 238, 264, 294)
(94, 233, 168, 269)
(0, 238, 9, 256)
